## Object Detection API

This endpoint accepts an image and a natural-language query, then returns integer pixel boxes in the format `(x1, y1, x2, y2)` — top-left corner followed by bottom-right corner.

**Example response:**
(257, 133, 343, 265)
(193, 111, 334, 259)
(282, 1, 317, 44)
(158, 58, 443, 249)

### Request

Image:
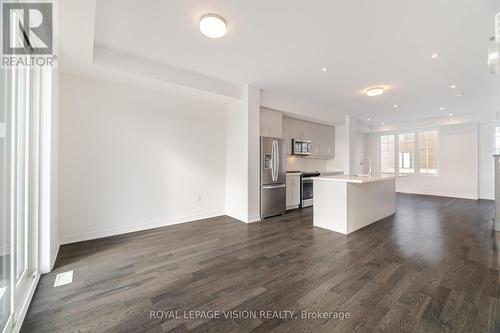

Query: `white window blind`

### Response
(398, 133, 415, 175)
(419, 131, 438, 174)
(495, 127, 500, 154)
(380, 135, 395, 175)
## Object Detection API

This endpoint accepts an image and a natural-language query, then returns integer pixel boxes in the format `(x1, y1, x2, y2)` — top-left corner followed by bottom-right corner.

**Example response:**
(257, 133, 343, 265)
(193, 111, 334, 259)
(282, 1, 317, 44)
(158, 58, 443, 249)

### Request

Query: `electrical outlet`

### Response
(54, 270, 73, 287)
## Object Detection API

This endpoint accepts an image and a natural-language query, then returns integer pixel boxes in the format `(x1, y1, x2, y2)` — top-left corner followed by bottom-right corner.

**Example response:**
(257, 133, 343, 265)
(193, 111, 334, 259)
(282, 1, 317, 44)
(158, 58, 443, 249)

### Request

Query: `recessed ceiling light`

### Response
(366, 87, 384, 97)
(448, 113, 454, 117)
(367, 117, 371, 121)
(199, 14, 227, 38)
(431, 53, 440, 59)
(393, 104, 398, 108)
(450, 85, 457, 89)
(439, 106, 445, 111)
(381, 122, 385, 125)
(322, 67, 327, 72)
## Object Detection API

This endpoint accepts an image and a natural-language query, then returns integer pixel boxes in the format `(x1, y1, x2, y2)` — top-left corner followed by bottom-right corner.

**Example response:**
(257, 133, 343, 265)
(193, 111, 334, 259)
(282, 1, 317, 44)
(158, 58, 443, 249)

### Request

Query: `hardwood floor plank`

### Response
(21, 194, 497, 332)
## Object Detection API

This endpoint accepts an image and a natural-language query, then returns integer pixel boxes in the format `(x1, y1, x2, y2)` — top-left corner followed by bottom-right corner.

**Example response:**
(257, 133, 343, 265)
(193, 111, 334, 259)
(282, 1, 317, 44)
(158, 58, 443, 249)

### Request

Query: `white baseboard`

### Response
(479, 194, 494, 200)
(397, 190, 478, 200)
(50, 246, 59, 271)
(60, 211, 225, 245)
(226, 212, 261, 223)
(247, 215, 261, 223)
(225, 212, 247, 223)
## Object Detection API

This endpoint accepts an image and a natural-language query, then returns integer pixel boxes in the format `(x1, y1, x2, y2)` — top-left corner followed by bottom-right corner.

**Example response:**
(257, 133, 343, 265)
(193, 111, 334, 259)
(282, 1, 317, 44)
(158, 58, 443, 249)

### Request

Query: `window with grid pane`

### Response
(380, 135, 395, 175)
(419, 131, 438, 174)
(398, 133, 415, 174)
(495, 127, 500, 154)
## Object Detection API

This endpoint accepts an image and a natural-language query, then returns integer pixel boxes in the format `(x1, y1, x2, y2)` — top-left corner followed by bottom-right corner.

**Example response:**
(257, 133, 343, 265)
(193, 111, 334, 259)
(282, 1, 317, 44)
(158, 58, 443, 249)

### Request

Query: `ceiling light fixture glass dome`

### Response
(199, 14, 227, 38)
(366, 87, 384, 97)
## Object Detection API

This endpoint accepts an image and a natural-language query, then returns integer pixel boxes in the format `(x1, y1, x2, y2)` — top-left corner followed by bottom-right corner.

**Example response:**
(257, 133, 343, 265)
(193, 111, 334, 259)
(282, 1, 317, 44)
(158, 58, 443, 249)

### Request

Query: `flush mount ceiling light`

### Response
(367, 117, 371, 121)
(322, 67, 328, 72)
(439, 106, 445, 111)
(199, 14, 227, 38)
(381, 122, 385, 125)
(450, 84, 457, 89)
(455, 93, 465, 97)
(393, 104, 398, 108)
(366, 87, 384, 97)
(431, 53, 440, 59)
(448, 113, 454, 117)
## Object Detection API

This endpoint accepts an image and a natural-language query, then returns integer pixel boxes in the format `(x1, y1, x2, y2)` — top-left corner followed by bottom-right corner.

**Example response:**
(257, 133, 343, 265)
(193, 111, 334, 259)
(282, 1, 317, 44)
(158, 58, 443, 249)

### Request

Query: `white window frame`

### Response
(379, 134, 396, 175)
(378, 127, 440, 177)
(418, 129, 439, 176)
(495, 126, 500, 155)
(397, 131, 416, 176)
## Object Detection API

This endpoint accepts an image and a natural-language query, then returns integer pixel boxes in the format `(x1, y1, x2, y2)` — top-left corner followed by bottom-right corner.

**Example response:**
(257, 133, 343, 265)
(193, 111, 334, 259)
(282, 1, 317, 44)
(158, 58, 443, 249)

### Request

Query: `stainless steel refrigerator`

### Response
(260, 136, 286, 219)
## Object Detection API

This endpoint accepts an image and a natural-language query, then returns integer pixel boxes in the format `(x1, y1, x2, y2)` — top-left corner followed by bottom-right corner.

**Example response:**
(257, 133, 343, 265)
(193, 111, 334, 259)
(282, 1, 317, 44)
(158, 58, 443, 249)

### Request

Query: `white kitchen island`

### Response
(313, 175, 396, 234)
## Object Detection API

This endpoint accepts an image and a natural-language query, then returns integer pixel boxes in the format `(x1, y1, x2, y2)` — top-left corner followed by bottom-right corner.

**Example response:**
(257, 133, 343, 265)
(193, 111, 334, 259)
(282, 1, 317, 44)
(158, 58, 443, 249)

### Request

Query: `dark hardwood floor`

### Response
(22, 194, 498, 332)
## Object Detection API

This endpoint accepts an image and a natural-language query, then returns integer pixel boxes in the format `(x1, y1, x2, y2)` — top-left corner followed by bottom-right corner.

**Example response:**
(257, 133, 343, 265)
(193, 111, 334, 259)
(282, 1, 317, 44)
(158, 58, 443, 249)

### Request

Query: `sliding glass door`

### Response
(0, 68, 12, 333)
(0, 65, 41, 332)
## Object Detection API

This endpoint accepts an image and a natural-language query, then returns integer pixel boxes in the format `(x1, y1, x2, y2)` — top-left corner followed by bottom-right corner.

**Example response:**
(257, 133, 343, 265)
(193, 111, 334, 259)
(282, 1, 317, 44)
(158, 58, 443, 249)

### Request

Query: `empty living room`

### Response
(1, 0, 500, 332)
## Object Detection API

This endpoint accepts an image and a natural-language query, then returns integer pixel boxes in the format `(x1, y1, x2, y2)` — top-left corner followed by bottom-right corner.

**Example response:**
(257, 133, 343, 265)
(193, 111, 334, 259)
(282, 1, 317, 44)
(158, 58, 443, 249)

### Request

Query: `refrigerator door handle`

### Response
(271, 141, 274, 181)
(272, 140, 277, 182)
(262, 184, 286, 189)
(276, 140, 280, 181)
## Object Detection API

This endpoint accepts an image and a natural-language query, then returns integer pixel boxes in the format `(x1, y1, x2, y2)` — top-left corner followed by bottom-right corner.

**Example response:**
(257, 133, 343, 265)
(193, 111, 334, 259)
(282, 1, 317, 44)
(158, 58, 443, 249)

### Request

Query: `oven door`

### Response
(301, 177, 314, 207)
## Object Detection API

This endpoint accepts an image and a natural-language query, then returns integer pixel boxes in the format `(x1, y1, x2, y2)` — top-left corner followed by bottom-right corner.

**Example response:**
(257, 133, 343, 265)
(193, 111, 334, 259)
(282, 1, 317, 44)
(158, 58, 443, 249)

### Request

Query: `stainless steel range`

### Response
(300, 171, 320, 208)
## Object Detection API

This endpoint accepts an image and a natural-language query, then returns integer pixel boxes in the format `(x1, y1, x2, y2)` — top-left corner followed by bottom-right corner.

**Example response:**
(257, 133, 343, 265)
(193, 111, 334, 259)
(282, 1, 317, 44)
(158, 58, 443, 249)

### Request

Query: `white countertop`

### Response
(313, 175, 396, 184)
(286, 170, 344, 175)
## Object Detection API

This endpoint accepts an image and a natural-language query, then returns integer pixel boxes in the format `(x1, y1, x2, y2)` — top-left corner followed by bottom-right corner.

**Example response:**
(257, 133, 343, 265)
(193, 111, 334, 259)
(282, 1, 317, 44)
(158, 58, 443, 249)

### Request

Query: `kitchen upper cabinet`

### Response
(317, 124, 335, 158)
(282, 117, 335, 158)
(282, 117, 294, 155)
(260, 108, 283, 138)
(286, 173, 301, 209)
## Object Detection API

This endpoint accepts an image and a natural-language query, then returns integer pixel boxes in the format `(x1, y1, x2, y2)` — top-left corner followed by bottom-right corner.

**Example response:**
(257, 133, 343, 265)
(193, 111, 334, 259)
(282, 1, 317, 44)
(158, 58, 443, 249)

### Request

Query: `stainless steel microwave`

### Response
(292, 139, 312, 155)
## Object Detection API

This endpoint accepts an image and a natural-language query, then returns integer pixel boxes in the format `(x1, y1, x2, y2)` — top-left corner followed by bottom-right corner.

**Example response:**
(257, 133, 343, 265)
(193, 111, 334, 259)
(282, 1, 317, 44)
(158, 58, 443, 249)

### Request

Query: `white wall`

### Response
(246, 86, 261, 222)
(326, 121, 366, 175)
(366, 123, 480, 200)
(260, 90, 341, 125)
(225, 100, 249, 222)
(225, 86, 260, 223)
(479, 123, 498, 200)
(365, 133, 380, 176)
(355, 131, 366, 174)
(327, 125, 348, 172)
(58, 73, 227, 244)
(396, 124, 478, 199)
(39, 68, 60, 272)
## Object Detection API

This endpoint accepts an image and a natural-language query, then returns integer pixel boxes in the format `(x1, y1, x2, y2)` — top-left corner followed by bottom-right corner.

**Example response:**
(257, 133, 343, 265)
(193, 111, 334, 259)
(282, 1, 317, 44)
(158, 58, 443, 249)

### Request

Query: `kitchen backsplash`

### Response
(286, 156, 329, 172)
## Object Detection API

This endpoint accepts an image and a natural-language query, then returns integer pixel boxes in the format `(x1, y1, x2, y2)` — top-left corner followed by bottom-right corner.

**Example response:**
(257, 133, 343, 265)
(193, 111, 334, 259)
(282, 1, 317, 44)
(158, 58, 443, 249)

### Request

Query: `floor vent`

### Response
(54, 271, 74, 287)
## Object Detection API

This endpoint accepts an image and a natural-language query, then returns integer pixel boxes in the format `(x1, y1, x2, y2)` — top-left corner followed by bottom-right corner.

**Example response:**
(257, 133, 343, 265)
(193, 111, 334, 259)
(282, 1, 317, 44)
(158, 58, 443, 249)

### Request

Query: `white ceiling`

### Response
(93, 0, 500, 124)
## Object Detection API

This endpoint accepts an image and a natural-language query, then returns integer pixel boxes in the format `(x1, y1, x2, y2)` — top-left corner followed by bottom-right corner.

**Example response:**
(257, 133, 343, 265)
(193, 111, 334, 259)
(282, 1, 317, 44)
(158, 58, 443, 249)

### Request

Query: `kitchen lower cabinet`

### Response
(286, 173, 301, 210)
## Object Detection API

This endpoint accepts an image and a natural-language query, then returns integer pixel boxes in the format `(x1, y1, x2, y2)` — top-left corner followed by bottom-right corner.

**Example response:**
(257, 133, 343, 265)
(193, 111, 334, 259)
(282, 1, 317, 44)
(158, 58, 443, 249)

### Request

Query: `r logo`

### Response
(2, 2, 53, 55)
